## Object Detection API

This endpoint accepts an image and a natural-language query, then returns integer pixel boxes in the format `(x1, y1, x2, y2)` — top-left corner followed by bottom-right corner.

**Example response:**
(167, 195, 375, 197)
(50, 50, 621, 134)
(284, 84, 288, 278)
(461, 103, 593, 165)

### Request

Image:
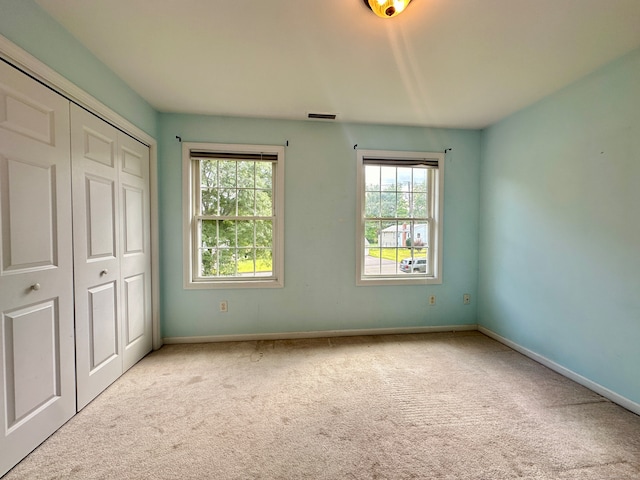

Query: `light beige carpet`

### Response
(4, 331, 640, 479)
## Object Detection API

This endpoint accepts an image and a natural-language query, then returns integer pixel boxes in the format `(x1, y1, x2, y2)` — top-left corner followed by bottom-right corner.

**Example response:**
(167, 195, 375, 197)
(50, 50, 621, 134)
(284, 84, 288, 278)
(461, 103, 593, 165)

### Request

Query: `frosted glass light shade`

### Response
(364, 0, 412, 18)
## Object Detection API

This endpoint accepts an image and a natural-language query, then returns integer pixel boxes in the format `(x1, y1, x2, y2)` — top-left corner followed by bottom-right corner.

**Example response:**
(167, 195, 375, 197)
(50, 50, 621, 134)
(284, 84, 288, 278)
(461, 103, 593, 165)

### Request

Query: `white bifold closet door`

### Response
(0, 60, 76, 476)
(71, 105, 152, 410)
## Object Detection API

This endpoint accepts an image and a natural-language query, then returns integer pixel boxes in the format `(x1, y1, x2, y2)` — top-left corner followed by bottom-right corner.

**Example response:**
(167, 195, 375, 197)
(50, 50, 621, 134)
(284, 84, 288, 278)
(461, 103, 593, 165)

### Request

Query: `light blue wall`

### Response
(0, 0, 157, 137)
(159, 114, 480, 338)
(478, 48, 640, 405)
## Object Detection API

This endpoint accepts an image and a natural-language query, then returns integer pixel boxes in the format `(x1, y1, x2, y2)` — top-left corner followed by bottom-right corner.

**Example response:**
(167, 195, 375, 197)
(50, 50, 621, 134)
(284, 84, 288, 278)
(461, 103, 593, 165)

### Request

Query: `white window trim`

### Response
(183, 142, 285, 289)
(356, 149, 444, 286)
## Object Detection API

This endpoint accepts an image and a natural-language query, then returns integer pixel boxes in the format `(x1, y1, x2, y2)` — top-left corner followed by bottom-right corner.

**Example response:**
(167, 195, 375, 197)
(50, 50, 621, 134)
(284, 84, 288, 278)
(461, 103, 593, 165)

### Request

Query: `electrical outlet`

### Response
(463, 294, 471, 305)
(428, 295, 436, 306)
(219, 301, 228, 313)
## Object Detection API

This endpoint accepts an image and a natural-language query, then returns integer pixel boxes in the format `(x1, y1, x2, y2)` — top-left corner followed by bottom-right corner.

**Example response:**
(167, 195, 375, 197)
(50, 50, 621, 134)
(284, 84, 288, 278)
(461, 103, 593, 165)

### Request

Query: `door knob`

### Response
(31, 283, 41, 291)
(100, 269, 109, 276)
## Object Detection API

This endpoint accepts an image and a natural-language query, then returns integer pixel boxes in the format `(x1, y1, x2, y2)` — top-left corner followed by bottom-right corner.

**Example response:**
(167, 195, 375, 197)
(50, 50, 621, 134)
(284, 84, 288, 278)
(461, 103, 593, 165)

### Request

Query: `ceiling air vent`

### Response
(307, 112, 337, 120)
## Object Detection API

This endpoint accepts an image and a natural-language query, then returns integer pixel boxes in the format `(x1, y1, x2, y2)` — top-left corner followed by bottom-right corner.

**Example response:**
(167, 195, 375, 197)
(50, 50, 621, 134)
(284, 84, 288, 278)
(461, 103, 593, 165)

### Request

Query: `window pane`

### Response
(218, 248, 236, 276)
(380, 166, 396, 190)
(397, 167, 412, 191)
(200, 160, 218, 188)
(255, 220, 273, 247)
(200, 220, 217, 247)
(237, 248, 254, 274)
(256, 163, 272, 189)
(380, 192, 396, 217)
(237, 161, 255, 188)
(237, 221, 255, 248)
(255, 189, 273, 216)
(379, 220, 398, 246)
(256, 249, 273, 274)
(364, 247, 382, 275)
(396, 191, 409, 217)
(412, 191, 428, 218)
(412, 168, 427, 192)
(364, 220, 380, 246)
(237, 189, 255, 216)
(219, 160, 236, 187)
(200, 248, 215, 276)
(381, 247, 399, 263)
(218, 189, 237, 216)
(200, 188, 218, 215)
(365, 165, 380, 191)
(365, 192, 381, 218)
(412, 248, 428, 260)
(218, 220, 235, 247)
(415, 223, 427, 250)
(405, 222, 427, 249)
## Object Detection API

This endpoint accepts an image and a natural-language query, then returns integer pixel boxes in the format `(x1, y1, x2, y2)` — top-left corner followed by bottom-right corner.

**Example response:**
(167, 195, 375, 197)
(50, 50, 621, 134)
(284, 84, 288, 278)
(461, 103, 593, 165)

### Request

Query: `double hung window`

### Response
(356, 150, 443, 285)
(183, 143, 284, 288)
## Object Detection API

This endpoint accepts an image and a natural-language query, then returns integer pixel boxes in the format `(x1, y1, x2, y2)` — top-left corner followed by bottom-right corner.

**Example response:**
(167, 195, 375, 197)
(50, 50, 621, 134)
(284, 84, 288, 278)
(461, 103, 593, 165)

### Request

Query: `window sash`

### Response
(364, 219, 433, 276)
(194, 157, 275, 215)
(195, 217, 275, 272)
(363, 166, 435, 221)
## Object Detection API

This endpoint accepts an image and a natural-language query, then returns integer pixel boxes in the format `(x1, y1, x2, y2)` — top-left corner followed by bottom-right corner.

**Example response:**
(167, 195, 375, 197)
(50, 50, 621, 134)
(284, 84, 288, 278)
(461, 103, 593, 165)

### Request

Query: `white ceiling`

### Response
(36, 0, 640, 129)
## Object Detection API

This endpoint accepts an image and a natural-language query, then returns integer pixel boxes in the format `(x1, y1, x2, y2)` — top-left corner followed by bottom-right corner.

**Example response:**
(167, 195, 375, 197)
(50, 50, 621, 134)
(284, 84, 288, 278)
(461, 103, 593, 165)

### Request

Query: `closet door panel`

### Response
(87, 281, 118, 368)
(4, 301, 60, 422)
(0, 60, 75, 478)
(119, 134, 152, 371)
(86, 176, 117, 258)
(123, 274, 145, 344)
(71, 105, 122, 411)
(3, 159, 56, 268)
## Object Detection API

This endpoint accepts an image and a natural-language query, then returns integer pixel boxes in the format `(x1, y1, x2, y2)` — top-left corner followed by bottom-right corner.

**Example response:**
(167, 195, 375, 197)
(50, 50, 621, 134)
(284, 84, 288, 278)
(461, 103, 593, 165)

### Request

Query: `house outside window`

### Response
(182, 143, 284, 289)
(356, 149, 443, 286)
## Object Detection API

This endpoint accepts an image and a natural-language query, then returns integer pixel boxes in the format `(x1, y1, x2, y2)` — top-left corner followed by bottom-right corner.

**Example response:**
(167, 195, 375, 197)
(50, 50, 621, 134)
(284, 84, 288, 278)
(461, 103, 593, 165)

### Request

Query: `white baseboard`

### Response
(162, 324, 478, 345)
(478, 326, 640, 416)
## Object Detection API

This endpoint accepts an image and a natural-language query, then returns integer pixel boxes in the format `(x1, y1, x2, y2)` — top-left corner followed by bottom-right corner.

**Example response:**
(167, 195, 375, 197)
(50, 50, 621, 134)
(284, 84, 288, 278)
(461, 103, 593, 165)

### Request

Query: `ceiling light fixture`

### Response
(363, 0, 413, 18)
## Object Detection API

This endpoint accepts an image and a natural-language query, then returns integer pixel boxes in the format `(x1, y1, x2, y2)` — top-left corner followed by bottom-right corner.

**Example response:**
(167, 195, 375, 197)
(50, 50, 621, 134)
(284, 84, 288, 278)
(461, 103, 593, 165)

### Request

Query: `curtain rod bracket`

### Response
(176, 135, 182, 142)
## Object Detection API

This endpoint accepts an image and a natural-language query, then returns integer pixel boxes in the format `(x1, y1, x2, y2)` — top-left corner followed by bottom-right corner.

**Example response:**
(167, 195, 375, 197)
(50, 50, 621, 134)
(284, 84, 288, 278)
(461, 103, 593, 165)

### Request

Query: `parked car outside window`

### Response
(400, 258, 427, 273)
